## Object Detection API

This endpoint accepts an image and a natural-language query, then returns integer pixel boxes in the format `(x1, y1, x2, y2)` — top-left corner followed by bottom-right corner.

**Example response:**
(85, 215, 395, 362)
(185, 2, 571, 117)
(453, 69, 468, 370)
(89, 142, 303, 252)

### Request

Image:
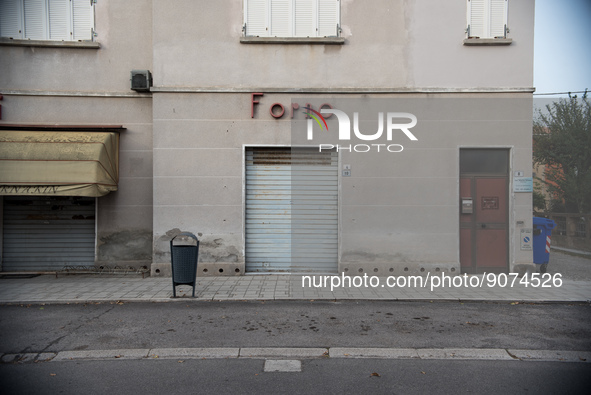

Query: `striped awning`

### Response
(0, 129, 120, 197)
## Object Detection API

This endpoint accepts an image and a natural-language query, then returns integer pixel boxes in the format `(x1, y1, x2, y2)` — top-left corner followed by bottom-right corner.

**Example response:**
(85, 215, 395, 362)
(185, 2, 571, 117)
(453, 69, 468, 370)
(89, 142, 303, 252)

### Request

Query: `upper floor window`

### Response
(244, 0, 340, 38)
(0, 0, 95, 41)
(467, 0, 508, 39)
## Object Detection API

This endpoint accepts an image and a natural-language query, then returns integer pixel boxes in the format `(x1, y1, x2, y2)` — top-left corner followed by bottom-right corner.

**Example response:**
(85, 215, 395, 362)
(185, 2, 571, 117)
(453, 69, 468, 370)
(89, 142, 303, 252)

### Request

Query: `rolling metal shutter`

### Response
(245, 147, 338, 273)
(2, 196, 96, 271)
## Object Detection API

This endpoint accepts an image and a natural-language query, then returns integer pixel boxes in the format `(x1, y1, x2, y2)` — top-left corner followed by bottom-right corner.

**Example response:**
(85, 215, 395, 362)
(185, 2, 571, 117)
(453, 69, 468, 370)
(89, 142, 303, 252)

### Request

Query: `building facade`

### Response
(0, 0, 536, 277)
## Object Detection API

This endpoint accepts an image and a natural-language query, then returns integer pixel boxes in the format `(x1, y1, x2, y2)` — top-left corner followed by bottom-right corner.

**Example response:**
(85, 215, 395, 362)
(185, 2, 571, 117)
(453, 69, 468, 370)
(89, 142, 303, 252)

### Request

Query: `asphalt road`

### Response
(1, 300, 590, 353)
(2, 300, 590, 394)
(2, 359, 590, 394)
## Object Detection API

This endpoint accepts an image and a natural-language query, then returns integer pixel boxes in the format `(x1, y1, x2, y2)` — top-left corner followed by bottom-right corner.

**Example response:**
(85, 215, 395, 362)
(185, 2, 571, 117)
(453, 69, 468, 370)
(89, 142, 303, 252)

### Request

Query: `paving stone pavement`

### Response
(0, 272, 589, 303)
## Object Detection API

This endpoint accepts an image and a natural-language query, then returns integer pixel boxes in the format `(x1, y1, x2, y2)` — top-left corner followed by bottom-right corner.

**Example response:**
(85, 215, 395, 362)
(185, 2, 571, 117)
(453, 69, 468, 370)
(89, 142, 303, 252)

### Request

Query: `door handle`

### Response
(481, 223, 486, 228)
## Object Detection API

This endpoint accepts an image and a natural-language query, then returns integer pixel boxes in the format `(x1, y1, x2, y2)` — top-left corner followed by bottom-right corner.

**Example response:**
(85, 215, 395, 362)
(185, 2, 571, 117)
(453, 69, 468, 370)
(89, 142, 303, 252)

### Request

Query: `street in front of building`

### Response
(1, 299, 590, 393)
(2, 358, 590, 394)
(1, 251, 590, 393)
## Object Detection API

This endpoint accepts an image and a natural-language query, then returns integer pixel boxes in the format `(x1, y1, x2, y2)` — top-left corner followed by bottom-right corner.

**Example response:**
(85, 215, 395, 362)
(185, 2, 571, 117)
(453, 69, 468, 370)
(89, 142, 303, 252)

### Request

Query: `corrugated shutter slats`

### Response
(2, 196, 96, 271)
(245, 148, 338, 273)
(294, 0, 314, 37)
(270, 0, 290, 37)
(489, 0, 507, 38)
(469, 0, 486, 38)
(24, 0, 46, 39)
(468, 0, 507, 39)
(246, 0, 268, 36)
(72, 0, 92, 40)
(48, 0, 69, 40)
(245, 0, 339, 38)
(0, 0, 93, 41)
(0, 0, 23, 38)
(318, 0, 338, 37)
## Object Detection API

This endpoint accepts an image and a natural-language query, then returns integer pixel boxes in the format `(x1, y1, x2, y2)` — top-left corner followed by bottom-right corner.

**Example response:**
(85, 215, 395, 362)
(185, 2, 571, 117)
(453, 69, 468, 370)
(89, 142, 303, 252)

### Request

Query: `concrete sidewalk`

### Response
(0, 273, 589, 304)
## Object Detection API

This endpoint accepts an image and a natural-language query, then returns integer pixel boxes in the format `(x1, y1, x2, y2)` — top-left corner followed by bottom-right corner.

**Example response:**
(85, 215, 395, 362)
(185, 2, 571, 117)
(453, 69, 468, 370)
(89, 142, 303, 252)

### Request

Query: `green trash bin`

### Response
(170, 232, 199, 297)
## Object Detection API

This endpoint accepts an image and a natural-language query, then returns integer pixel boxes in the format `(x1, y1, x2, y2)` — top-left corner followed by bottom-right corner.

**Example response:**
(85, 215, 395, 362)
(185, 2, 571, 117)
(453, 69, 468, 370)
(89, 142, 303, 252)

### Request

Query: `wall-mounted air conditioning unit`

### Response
(130, 70, 152, 92)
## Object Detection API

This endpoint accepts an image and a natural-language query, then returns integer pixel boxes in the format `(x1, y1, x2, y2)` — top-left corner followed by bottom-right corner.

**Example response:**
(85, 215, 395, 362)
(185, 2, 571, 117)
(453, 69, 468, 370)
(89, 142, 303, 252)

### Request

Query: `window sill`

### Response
(0, 38, 100, 49)
(240, 36, 345, 45)
(463, 38, 512, 46)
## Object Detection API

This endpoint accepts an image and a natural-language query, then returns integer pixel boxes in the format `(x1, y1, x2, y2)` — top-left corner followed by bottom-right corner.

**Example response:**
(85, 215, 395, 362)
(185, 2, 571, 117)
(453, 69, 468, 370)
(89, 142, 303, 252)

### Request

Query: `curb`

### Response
(1, 297, 590, 305)
(2, 348, 589, 364)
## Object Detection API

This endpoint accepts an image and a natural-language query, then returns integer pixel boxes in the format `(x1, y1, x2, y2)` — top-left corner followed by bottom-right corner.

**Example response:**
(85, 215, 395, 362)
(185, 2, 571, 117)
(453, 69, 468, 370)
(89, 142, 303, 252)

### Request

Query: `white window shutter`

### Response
(294, 0, 314, 37)
(318, 0, 338, 37)
(24, 0, 47, 39)
(468, 0, 486, 38)
(489, 0, 507, 38)
(246, 0, 268, 36)
(0, 0, 23, 39)
(245, 0, 339, 38)
(48, 0, 69, 40)
(72, 0, 93, 41)
(270, 0, 290, 37)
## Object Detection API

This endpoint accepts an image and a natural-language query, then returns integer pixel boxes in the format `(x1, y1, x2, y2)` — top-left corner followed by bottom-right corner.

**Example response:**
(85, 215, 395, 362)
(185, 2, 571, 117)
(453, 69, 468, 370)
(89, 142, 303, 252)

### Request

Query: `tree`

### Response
(532, 187, 547, 212)
(533, 94, 591, 214)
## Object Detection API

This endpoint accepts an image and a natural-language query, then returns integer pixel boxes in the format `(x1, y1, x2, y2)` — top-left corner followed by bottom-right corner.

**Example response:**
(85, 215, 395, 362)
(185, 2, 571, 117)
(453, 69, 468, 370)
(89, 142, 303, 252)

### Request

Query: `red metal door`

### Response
(460, 176, 508, 274)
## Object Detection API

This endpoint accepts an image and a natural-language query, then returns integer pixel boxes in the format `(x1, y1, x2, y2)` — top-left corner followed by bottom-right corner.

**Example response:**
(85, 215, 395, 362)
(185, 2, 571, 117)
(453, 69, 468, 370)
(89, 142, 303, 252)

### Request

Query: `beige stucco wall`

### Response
(0, 0, 153, 92)
(408, 0, 535, 89)
(152, 0, 535, 91)
(151, 92, 534, 276)
(150, 0, 535, 275)
(152, 0, 409, 90)
(1, 0, 536, 274)
(0, 0, 154, 267)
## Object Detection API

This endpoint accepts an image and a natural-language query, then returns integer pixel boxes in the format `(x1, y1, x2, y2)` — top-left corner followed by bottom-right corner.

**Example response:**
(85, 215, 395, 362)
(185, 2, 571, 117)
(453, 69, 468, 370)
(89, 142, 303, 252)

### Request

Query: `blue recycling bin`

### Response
(533, 217, 556, 266)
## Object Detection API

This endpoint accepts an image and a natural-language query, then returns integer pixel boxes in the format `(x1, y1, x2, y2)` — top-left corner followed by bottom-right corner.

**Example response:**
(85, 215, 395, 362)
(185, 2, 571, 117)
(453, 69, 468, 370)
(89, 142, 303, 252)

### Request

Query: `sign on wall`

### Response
(514, 177, 533, 192)
(520, 228, 533, 251)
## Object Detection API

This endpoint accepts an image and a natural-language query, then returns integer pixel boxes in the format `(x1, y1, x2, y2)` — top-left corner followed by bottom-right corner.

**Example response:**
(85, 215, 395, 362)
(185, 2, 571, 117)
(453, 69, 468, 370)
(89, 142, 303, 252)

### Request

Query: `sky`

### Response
(534, 0, 591, 97)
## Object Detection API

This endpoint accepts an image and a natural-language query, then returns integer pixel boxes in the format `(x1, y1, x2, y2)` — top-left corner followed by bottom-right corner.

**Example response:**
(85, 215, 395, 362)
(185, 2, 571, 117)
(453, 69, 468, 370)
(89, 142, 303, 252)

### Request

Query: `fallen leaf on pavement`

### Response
(370, 372, 381, 377)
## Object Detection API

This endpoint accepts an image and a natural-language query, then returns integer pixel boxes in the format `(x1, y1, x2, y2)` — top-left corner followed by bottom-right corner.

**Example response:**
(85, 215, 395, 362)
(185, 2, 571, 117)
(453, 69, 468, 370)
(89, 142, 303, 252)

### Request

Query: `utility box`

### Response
(130, 70, 152, 92)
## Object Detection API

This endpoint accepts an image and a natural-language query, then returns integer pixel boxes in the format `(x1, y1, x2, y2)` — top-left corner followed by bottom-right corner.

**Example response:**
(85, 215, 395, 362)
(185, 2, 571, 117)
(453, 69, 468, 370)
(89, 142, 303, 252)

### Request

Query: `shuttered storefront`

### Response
(2, 196, 96, 271)
(245, 147, 338, 273)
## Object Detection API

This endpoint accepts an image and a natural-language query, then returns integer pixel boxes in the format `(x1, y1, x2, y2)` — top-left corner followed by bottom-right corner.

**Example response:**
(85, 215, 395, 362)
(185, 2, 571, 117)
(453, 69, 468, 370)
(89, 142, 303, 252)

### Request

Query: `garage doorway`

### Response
(245, 147, 338, 273)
